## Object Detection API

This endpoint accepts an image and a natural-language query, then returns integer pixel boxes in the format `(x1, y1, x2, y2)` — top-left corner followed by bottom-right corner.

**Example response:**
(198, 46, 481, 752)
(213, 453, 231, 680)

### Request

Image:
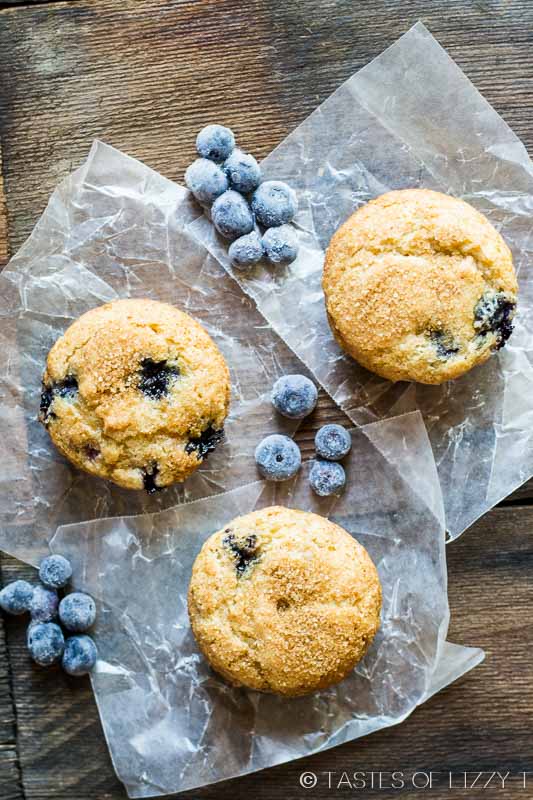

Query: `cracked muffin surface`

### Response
(188, 506, 382, 697)
(323, 188, 518, 384)
(39, 298, 230, 491)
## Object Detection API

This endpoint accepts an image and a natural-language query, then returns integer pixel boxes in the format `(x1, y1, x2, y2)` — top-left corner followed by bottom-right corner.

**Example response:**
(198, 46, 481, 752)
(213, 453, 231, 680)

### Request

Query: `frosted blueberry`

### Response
(262, 224, 299, 265)
(0, 580, 33, 615)
(271, 374, 318, 419)
(185, 158, 229, 205)
(59, 592, 96, 632)
(228, 231, 264, 269)
(196, 124, 235, 162)
(27, 622, 65, 666)
(62, 634, 98, 676)
(309, 460, 346, 497)
(223, 149, 261, 194)
(315, 424, 352, 461)
(255, 434, 301, 481)
(39, 554, 72, 589)
(211, 190, 254, 240)
(251, 180, 297, 227)
(30, 584, 59, 622)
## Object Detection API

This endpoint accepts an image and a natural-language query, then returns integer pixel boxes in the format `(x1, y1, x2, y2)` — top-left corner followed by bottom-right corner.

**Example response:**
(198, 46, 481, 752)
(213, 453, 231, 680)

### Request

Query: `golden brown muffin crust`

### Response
(323, 189, 517, 384)
(188, 506, 382, 696)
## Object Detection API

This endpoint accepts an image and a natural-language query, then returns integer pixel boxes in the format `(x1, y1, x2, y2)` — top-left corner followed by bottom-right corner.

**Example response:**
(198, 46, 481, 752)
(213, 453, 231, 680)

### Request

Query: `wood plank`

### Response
(1, 0, 533, 254)
(0, 556, 123, 800)
(0, 748, 23, 800)
(0, 142, 8, 268)
(1, 507, 533, 800)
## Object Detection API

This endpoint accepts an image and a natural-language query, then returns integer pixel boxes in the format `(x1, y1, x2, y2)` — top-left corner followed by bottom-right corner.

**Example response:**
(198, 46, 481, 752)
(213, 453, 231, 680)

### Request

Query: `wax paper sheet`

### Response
(52, 412, 483, 798)
(0, 140, 306, 567)
(190, 21, 533, 540)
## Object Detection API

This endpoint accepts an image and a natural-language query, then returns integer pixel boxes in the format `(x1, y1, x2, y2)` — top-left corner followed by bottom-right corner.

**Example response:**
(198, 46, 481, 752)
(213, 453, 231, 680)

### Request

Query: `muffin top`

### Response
(188, 505, 382, 696)
(323, 189, 517, 384)
(39, 298, 230, 491)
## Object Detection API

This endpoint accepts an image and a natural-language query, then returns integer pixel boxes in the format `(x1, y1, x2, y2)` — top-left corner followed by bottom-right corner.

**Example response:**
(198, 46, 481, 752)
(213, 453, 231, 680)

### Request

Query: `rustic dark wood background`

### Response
(1, 1, 533, 798)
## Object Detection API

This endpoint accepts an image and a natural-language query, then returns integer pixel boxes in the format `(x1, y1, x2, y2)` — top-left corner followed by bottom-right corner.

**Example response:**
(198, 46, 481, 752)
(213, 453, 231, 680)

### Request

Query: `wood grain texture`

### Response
(0, 562, 22, 800)
(0, 143, 8, 268)
(1, 0, 533, 254)
(1, 1, 533, 798)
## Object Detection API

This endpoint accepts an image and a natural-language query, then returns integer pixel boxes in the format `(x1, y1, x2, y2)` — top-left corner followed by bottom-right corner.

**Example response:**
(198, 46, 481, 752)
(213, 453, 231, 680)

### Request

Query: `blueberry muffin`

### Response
(188, 506, 382, 696)
(39, 298, 230, 491)
(323, 189, 518, 384)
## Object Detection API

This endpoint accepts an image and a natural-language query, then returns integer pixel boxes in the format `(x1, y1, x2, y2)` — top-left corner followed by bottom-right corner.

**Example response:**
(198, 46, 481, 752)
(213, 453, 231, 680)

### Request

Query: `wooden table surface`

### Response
(1, 1, 533, 798)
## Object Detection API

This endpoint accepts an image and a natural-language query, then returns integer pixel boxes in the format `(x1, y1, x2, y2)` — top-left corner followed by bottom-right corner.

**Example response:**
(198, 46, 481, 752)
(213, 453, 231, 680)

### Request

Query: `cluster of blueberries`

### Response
(185, 124, 299, 269)
(0, 555, 97, 676)
(255, 375, 351, 497)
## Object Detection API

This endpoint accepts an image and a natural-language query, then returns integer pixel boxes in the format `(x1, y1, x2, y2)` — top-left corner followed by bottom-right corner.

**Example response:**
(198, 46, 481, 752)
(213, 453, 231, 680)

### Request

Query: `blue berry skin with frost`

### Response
(211, 190, 254, 240)
(223, 149, 261, 194)
(59, 592, 96, 632)
(315, 424, 352, 461)
(262, 225, 299, 265)
(309, 460, 346, 497)
(228, 231, 264, 269)
(196, 124, 235, 162)
(251, 180, 297, 227)
(27, 622, 65, 666)
(255, 434, 301, 481)
(39, 554, 72, 589)
(185, 158, 229, 205)
(271, 374, 318, 419)
(0, 580, 33, 615)
(62, 635, 98, 676)
(30, 584, 59, 622)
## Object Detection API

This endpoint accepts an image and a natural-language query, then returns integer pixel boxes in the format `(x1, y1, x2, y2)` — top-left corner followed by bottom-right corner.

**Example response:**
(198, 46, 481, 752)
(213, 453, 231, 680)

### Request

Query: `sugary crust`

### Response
(41, 298, 230, 490)
(188, 506, 382, 697)
(323, 189, 517, 384)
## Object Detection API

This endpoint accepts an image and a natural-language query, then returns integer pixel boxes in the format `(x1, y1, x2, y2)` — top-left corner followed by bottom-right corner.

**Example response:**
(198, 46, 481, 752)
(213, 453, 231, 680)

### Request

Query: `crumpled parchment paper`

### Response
(51, 411, 483, 798)
(191, 21, 533, 540)
(0, 140, 305, 566)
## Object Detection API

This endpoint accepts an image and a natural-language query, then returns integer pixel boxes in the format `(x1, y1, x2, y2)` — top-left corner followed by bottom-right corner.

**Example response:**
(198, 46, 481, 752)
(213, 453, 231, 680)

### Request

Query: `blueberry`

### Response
(474, 292, 516, 350)
(0, 580, 33, 615)
(228, 231, 264, 269)
(59, 592, 96, 632)
(196, 124, 235, 162)
(185, 158, 229, 205)
(262, 224, 299, 265)
(309, 460, 346, 497)
(429, 330, 460, 359)
(143, 463, 160, 494)
(315, 424, 352, 461)
(138, 358, 180, 399)
(223, 149, 261, 194)
(30, 584, 59, 622)
(223, 531, 259, 575)
(39, 375, 78, 425)
(27, 622, 65, 666)
(211, 190, 254, 240)
(251, 180, 297, 227)
(62, 634, 98, 676)
(255, 434, 301, 481)
(185, 424, 224, 460)
(39, 555, 72, 589)
(271, 374, 318, 419)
